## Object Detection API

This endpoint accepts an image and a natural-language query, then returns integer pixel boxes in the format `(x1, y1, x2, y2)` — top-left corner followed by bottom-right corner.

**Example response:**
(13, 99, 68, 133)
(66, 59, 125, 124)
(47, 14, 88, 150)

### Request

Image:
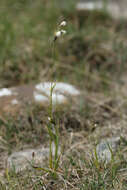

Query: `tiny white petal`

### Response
(60, 21, 67, 26)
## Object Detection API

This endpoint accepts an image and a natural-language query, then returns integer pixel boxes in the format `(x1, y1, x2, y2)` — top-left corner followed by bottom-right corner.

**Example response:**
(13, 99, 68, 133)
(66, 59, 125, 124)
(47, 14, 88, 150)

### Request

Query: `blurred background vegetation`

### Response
(0, 0, 76, 87)
(0, 0, 127, 90)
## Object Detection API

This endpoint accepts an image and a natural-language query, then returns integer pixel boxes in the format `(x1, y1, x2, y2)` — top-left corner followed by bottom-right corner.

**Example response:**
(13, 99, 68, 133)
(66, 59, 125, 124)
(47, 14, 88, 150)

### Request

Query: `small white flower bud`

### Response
(60, 21, 67, 27)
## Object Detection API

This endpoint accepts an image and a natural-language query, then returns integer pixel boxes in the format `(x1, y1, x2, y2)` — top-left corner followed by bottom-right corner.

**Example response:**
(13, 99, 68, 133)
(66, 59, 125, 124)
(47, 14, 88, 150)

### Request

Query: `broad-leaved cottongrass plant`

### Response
(34, 21, 67, 176)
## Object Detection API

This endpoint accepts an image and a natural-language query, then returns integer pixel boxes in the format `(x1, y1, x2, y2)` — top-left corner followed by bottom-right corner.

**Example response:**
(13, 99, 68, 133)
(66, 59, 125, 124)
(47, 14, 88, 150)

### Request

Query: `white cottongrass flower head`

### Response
(55, 31, 62, 38)
(60, 20, 67, 27)
(54, 20, 67, 41)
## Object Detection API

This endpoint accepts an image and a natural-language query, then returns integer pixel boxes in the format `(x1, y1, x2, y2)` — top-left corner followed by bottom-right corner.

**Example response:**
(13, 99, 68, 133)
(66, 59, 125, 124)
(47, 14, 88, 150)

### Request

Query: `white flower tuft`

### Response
(61, 30, 67, 35)
(60, 21, 67, 27)
(55, 31, 62, 38)
(54, 29, 66, 41)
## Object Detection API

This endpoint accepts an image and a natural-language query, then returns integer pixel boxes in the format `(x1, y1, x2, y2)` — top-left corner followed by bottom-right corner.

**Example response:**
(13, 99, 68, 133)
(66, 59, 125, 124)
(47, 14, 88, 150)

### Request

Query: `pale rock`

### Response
(96, 137, 120, 163)
(33, 82, 80, 104)
(7, 144, 60, 173)
(35, 82, 80, 96)
(33, 91, 48, 102)
(77, 1, 127, 19)
(0, 88, 12, 97)
(0, 82, 80, 115)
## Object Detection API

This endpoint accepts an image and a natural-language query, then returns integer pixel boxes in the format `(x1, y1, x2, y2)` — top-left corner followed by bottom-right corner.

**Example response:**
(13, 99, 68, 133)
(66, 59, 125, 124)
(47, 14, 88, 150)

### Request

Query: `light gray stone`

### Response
(7, 145, 60, 173)
(77, 0, 127, 19)
(0, 82, 80, 116)
(96, 137, 120, 163)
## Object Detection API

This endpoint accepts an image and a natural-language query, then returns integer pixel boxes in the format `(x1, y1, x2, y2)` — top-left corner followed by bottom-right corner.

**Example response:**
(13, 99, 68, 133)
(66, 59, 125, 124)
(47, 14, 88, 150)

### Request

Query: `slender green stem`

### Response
(49, 139, 53, 169)
(54, 124, 59, 161)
